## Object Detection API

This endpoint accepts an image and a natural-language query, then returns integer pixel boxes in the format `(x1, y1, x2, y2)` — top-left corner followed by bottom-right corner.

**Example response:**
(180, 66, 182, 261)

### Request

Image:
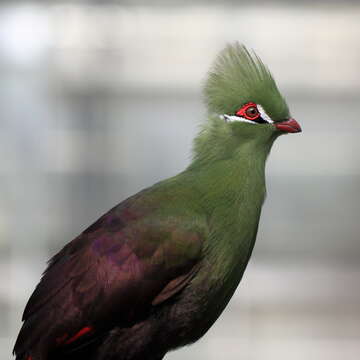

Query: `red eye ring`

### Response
(235, 102, 260, 120)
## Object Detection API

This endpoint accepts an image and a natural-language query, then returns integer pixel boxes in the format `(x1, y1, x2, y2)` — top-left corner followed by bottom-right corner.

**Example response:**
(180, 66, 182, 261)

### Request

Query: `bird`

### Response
(14, 43, 301, 360)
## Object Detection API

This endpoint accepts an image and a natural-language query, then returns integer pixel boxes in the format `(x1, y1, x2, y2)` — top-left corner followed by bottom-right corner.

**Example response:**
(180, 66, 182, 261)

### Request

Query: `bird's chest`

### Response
(205, 219, 260, 310)
(163, 167, 267, 346)
(173, 192, 265, 343)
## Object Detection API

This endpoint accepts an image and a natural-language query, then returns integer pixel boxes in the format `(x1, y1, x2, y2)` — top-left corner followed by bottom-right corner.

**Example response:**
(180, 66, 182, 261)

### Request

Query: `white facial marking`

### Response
(220, 104, 273, 124)
(221, 114, 256, 124)
(257, 104, 273, 123)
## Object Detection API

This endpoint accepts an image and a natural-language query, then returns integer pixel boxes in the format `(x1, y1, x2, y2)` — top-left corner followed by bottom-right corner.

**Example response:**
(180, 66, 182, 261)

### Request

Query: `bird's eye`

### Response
(245, 106, 259, 119)
(235, 102, 260, 121)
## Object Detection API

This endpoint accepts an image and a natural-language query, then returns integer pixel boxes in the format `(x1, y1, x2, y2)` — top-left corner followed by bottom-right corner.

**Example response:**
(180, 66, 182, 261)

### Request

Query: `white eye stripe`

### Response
(257, 104, 273, 124)
(221, 114, 256, 124)
(220, 104, 273, 124)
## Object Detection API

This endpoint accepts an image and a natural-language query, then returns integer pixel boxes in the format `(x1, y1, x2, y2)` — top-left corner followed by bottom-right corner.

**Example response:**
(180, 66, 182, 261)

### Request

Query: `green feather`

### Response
(204, 42, 289, 121)
(14, 42, 300, 360)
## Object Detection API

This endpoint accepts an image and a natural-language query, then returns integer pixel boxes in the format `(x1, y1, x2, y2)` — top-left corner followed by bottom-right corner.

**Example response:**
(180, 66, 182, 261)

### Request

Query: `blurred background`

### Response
(1, 0, 360, 359)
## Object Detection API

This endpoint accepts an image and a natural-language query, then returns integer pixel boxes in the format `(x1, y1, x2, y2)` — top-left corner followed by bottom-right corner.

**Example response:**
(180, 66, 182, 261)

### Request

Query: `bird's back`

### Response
(14, 177, 207, 360)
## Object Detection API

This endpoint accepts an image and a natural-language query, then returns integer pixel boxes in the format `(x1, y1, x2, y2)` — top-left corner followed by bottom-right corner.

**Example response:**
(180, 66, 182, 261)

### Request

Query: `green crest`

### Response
(204, 43, 289, 122)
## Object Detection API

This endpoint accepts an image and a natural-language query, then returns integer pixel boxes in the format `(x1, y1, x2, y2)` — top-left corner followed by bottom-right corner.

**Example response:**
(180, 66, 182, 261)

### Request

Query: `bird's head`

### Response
(203, 43, 301, 141)
(190, 43, 301, 168)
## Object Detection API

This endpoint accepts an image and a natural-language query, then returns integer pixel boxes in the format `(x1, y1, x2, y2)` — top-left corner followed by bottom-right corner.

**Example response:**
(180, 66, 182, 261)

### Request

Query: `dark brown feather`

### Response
(14, 195, 203, 359)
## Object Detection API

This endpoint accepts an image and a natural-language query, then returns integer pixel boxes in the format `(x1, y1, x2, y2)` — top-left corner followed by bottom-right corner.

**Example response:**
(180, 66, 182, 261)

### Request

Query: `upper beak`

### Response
(274, 118, 302, 133)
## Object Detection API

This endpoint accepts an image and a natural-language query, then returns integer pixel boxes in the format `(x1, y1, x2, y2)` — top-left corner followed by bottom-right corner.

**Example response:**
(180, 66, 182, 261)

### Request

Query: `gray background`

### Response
(1, 1, 360, 359)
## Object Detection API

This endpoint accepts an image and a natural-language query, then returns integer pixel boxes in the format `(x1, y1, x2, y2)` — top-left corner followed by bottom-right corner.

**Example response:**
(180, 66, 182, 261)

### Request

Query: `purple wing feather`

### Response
(14, 196, 203, 359)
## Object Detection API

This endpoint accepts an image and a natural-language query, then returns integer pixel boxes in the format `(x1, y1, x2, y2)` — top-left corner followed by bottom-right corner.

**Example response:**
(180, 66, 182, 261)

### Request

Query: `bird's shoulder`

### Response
(14, 184, 207, 357)
(22, 183, 206, 322)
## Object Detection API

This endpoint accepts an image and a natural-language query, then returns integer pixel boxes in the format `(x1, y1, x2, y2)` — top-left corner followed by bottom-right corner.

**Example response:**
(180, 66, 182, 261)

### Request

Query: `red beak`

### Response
(274, 118, 302, 133)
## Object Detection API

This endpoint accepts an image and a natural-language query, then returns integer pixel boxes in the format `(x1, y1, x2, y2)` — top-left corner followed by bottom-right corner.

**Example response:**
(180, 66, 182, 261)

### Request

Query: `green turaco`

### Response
(14, 43, 301, 360)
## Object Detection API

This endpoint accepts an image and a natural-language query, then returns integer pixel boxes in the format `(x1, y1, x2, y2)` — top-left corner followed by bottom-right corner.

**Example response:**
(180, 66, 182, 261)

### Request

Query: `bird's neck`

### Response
(188, 116, 276, 172)
(188, 122, 275, 211)
(191, 142, 271, 218)
(188, 134, 275, 277)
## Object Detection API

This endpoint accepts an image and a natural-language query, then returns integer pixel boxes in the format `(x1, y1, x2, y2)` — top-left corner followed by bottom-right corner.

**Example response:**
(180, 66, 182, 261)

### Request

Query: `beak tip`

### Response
(275, 118, 302, 134)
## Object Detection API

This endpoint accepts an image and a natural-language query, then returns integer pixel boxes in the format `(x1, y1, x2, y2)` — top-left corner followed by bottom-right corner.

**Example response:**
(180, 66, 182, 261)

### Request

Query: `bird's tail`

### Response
(14, 347, 46, 360)
(13, 312, 48, 360)
(15, 352, 42, 360)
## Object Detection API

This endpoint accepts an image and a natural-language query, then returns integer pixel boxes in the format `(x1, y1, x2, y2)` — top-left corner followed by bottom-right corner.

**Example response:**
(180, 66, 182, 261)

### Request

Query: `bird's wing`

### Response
(14, 195, 204, 358)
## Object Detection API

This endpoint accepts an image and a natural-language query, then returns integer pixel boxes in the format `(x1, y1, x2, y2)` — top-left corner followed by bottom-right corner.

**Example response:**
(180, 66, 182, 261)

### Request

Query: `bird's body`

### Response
(14, 43, 301, 360)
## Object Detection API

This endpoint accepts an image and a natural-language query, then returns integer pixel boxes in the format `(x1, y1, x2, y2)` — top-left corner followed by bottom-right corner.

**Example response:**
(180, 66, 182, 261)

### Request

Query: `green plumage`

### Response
(14, 42, 299, 360)
(132, 42, 295, 348)
(204, 43, 289, 121)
